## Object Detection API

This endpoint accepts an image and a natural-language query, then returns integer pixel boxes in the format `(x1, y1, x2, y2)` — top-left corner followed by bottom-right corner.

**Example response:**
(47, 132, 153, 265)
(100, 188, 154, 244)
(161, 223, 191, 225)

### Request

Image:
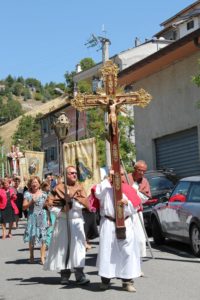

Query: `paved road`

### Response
(0, 221, 200, 300)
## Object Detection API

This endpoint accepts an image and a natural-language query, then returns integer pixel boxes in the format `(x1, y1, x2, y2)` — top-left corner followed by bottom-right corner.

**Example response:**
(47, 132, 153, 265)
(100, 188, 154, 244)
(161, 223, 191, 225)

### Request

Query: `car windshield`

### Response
(146, 175, 174, 192)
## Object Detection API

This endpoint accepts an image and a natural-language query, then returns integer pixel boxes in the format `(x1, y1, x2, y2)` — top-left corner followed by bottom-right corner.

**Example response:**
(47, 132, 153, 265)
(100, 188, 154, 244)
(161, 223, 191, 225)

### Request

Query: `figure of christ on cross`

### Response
(98, 98, 126, 135)
(70, 60, 152, 239)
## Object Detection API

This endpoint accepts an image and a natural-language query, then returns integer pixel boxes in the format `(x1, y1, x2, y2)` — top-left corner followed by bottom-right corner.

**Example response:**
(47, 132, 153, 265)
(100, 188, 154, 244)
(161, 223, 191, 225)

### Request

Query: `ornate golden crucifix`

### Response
(71, 60, 152, 239)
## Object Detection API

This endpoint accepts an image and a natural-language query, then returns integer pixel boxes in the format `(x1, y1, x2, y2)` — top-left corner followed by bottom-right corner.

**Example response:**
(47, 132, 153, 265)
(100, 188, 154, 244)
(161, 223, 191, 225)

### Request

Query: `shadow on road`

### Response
(5, 258, 43, 265)
(7, 276, 61, 285)
(148, 240, 200, 263)
(85, 253, 97, 267)
(6, 277, 108, 292)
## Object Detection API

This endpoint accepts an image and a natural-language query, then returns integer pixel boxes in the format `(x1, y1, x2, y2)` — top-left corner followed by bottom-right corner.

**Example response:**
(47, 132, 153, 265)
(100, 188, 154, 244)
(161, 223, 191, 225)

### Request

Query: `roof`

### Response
(154, 1, 200, 37)
(118, 28, 200, 86)
(0, 96, 69, 150)
(160, 1, 200, 27)
(73, 39, 171, 83)
(180, 176, 200, 181)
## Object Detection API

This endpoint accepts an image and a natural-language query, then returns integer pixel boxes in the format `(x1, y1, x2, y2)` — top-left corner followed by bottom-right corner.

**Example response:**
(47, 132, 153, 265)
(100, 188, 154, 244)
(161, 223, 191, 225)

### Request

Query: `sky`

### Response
(0, 0, 196, 84)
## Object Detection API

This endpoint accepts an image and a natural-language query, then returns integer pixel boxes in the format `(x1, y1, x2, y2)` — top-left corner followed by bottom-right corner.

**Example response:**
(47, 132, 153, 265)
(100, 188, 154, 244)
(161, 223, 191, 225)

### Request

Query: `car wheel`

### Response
(190, 224, 200, 257)
(152, 217, 165, 245)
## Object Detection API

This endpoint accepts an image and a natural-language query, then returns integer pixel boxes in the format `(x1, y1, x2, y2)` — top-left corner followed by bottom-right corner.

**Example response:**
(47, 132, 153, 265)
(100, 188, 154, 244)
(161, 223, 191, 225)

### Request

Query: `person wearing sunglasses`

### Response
(44, 165, 90, 286)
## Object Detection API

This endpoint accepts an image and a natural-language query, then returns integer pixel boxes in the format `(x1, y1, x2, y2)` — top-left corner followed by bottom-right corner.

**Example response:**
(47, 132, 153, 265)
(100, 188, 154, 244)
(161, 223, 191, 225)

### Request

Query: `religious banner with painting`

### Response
(19, 150, 45, 181)
(63, 137, 101, 195)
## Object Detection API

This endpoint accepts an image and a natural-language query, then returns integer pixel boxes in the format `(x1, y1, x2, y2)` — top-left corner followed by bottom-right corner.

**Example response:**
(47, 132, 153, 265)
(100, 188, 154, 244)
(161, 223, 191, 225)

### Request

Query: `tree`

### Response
(118, 113, 135, 171)
(86, 108, 106, 166)
(0, 93, 23, 122)
(12, 115, 41, 151)
(64, 71, 76, 96)
(22, 87, 32, 101)
(80, 58, 95, 71)
(192, 59, 200, 87)
(78, 80, 92, 94)
(86, 108, 135, 169)
(0, 136, 6, 177)
(12, 82, 24, 96)
(5, 75, 15, 87)
(25, 78, 42, 92)
(64, 57, 96, 96)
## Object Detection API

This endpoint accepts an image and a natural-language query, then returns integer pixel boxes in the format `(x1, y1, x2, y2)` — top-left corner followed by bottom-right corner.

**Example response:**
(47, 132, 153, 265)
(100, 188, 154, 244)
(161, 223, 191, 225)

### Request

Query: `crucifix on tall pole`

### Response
(85, 33, 111, 167)
(71, 60, 152, 239)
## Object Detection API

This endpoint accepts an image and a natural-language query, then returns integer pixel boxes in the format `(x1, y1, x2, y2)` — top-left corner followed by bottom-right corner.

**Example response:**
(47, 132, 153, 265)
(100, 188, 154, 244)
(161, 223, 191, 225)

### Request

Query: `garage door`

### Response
(155, 127, 200, 178)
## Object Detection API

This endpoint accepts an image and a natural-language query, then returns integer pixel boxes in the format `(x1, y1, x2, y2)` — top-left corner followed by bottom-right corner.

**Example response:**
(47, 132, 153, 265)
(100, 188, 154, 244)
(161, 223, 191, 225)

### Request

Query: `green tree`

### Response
(78, 80, 92, 94)
(118, 113, 135, 171)
(12, 115, 41, 151)
(192, 59, 200, 107)
(0, 136, 3, 146)
(64, 71, 76, 96)
(0, 93, 23, 122)
(22, 87, 32, 101)
(0, 137, 6, 177)
(192, 59, 200, 87)
(64, 57, 96, 96)
(5, 75, 15, 87)
(25, 78, 42, 92)
(12, 82, 24, 96)
(86, 108, 135, 169)
(34, 91, 43, 101)
(86, 108, 106, 166)
(6, 94, 23, 121)
(16, 76, 25, 85)
(80, 58, 95, 71)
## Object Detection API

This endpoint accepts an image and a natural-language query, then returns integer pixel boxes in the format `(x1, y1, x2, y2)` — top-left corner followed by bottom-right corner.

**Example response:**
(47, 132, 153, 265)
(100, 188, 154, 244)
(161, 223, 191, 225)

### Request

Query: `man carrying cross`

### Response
(94, 173, 142, 292)
(71, 60, 152, 292)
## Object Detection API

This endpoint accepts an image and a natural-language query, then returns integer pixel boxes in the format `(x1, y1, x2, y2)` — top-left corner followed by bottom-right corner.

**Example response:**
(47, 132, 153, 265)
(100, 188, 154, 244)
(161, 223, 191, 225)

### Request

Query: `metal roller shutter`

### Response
(155, 127, 200, 178)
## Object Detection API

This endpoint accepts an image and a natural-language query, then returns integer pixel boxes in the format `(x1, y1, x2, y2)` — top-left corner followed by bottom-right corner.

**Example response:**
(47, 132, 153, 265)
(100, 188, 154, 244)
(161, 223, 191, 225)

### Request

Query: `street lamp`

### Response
(53, 112, 70, 142)
(52, 112, 70, 175)
(52, 111, 71, 266)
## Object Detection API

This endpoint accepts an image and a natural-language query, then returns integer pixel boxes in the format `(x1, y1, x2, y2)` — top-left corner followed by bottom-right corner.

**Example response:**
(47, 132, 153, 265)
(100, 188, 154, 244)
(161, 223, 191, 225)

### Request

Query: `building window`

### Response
(187, 20, 194, 30)
(44, 149, 48, 162)
(50, 147, 57, 161)
(49, 115, 55, 133)
(42, 119, 48, 134)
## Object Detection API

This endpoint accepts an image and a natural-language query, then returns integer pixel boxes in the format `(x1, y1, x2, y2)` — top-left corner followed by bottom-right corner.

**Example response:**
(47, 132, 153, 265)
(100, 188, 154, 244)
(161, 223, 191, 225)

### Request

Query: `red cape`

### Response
(122, 183, 141, 208)
(89, 182, 141, 211)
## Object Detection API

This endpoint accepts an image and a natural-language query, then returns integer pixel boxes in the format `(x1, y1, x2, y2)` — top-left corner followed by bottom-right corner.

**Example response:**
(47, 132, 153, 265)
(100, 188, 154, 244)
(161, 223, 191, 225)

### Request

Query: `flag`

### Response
(19, 150, 45, 181)
(63, 137, 101, 195)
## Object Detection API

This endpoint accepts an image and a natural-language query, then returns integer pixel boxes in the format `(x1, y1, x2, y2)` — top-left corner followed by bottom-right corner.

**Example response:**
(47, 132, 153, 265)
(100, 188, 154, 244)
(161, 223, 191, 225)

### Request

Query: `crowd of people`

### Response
(0, 160, 151, 293)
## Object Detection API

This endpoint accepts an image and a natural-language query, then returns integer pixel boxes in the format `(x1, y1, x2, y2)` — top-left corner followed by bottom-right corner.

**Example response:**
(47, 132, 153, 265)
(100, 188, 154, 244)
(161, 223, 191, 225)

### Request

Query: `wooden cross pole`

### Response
(71, 60, 152, 239)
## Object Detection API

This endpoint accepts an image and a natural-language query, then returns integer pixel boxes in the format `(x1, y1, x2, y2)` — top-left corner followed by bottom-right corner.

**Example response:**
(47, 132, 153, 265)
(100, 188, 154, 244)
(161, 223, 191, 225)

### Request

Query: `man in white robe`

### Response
(95, 178, 141, 292)
(128, 160, 151, 270)
(44, 166, 90, 285)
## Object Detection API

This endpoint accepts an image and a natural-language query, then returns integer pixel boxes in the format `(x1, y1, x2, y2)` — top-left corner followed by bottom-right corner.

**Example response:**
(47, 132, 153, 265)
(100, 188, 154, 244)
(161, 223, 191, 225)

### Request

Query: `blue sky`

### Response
(0, 0, 195, 84)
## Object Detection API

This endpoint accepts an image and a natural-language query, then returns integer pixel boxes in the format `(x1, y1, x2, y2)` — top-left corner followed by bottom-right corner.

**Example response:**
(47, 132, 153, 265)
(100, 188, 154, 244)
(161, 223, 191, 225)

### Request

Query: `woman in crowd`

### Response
(23, 176, 48, 264)
(0, 177, 18, 239)
(41, 181, 56, 248)
(83, 191, 99, 250)
(13, 176, 24, 228)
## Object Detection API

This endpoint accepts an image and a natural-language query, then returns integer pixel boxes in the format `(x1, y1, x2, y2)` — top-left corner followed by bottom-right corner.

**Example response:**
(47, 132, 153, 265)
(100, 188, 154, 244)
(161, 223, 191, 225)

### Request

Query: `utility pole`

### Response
(85, 33, 111, 168)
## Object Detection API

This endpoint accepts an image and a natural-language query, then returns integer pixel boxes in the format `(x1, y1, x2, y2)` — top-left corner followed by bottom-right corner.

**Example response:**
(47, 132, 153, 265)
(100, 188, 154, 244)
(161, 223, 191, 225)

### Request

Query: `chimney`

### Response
(76, 63, 82, 73)
(134, 37, 141, 47)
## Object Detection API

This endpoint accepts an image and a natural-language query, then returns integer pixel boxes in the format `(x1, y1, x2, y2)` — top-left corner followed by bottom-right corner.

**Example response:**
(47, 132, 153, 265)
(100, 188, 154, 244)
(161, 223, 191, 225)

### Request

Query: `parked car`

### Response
(151, 176, 200, 257)
(143, 169, 178, 234)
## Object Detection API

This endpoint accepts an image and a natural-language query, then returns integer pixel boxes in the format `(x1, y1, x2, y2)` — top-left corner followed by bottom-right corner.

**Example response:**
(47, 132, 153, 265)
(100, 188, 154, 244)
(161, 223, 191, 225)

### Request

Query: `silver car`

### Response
(151, 176, 200, 257)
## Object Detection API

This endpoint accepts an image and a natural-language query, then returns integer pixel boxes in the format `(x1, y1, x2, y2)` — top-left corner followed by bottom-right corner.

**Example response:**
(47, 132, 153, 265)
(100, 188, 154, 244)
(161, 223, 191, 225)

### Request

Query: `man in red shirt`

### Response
(128, 160, 151, 200)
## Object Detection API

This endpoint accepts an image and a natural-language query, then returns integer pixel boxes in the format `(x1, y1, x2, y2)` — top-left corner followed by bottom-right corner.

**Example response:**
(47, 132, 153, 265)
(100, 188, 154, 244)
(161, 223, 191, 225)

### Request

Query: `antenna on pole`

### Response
(85, 28, 111, 63)
(84, 28, 112, 168)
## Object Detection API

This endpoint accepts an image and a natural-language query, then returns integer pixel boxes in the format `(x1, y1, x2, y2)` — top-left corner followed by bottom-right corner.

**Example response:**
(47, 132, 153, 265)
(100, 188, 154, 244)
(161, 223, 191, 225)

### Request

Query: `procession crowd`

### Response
(0, 160, 151, 293)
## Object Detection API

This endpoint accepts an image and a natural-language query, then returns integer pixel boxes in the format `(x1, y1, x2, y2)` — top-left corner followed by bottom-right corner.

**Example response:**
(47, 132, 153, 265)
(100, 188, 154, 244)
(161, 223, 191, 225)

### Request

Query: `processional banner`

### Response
(19, 150, 45, 181)
(63, 137, 101, 195)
